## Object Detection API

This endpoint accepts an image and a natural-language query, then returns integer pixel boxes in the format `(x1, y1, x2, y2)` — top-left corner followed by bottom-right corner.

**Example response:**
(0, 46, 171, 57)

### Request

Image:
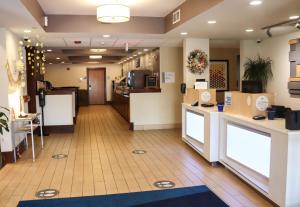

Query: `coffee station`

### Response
(181, 39, 300, 207)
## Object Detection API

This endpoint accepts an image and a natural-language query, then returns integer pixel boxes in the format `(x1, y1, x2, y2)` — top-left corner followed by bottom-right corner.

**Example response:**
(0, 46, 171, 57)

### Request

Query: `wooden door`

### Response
(87, 68, 106, 105)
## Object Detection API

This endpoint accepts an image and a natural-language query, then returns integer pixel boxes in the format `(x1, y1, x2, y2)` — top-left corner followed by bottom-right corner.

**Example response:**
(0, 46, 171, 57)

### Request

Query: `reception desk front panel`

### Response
(226, 123, 271, 178)
(186, 110, 205, 144)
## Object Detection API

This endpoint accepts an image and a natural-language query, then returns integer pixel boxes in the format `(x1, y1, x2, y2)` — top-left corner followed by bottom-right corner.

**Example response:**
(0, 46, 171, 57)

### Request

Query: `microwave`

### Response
(145, 76, 158, 88)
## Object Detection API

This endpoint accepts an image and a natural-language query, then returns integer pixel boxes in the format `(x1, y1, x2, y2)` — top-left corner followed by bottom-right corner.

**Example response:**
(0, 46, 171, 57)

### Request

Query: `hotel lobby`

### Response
(0, 0, 300, 206)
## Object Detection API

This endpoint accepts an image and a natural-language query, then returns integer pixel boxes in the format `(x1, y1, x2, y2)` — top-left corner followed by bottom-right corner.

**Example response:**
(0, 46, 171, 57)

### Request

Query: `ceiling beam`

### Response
(20, 0, 45, 28)
(45, 15, 165, 34)
(164, 0, 224, 33)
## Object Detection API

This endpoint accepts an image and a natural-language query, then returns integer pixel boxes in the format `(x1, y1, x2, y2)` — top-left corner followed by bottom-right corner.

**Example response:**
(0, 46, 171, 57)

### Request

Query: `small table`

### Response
(13, 113, 44, 162)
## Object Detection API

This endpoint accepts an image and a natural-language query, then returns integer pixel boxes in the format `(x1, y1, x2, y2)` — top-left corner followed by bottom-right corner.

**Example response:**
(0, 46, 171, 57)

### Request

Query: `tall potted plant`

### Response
(0, 107, 9, 168)
(242, 55, 273, 93)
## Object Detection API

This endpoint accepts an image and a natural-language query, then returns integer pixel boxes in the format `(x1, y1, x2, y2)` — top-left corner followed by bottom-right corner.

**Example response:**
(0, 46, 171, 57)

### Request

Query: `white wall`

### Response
(0, 28, 26, 152)
(45, 64, 122, 101)
(240, 31, 300, 110)
(183, 38, 210, 88)
(130, 47, 183, 129)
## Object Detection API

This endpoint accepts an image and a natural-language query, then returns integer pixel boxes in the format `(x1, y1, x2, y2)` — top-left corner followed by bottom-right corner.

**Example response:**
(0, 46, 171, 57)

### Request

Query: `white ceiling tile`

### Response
(43, 38, 66, 47)
(91, 38, 117, 47)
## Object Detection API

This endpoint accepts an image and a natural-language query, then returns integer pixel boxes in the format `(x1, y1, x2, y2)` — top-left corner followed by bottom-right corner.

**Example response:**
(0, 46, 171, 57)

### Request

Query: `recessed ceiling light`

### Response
(246, 29, 254, 32)
(56, 57, 61, 60)
(103, 34, 110, 38)
(133, 54, 137, 57)
(47, 49, 52, 52)
(249, 0, 262, 6)
(24, 30, 31, 33)
(89, 55, 102, 59)
(90, 48, 107, 53)
(208, 20, 217, 24)
(49, 62, 53, 65)
(61, 61, 65, 64)
(289, 15, 300, 20)
(138, 52, 143, 55)
(143, 48, 149, 52)
(180, 32, 188, 35)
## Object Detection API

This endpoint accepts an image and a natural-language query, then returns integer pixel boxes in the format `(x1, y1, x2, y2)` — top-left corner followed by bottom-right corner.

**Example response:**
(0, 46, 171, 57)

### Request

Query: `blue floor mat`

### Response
(18, 185, 229, 207)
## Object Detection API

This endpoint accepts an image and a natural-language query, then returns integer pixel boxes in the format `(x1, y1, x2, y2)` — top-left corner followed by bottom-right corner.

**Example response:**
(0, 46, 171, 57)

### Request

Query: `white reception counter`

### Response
(182, 103, 300, 207)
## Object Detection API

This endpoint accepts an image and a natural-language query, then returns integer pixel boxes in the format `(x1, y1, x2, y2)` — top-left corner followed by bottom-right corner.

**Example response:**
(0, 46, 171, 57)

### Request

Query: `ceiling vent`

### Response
(172, 9, 181, 24)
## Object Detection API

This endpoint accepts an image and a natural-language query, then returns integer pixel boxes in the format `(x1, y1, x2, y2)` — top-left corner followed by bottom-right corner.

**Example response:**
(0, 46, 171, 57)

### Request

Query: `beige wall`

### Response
(183, 38, 210, 88)
(240, 31, 300, 110)
(130, 47, 183, 129)
(45, 64, 122, 101)
(210, 48, 240, 91)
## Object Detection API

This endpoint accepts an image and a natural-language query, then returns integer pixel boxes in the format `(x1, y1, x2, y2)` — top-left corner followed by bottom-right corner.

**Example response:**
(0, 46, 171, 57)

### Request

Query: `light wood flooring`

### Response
(0, 105, 274, 207)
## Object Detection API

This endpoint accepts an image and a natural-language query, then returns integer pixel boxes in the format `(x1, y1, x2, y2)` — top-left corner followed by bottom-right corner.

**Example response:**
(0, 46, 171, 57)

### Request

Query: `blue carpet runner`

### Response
(18, 185, 229, 207)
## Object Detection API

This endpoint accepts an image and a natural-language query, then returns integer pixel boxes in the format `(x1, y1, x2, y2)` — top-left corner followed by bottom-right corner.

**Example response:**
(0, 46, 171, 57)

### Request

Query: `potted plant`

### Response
(242, 55, 273, 93)
(0, 107, 9, 168)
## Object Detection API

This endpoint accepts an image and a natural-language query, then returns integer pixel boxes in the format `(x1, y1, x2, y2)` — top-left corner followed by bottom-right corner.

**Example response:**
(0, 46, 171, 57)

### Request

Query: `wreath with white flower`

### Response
(187, 49, 208, 74)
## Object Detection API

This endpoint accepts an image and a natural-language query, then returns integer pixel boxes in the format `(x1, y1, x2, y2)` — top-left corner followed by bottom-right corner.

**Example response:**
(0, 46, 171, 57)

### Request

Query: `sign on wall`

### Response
(163, 72, 175, 83)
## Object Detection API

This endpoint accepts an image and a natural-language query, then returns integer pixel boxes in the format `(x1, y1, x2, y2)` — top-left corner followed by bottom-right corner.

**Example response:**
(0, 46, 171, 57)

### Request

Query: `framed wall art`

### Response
(209, 60, 229, 91)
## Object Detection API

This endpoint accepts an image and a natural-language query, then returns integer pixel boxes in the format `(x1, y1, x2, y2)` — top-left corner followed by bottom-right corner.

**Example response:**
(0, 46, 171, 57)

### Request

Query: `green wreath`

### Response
(187, 49, 208, 74)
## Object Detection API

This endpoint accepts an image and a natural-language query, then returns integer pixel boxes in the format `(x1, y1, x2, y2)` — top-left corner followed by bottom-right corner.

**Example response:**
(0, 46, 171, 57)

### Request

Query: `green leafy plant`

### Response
(243, 55, 273, 90)
(0, 107, 9, 135)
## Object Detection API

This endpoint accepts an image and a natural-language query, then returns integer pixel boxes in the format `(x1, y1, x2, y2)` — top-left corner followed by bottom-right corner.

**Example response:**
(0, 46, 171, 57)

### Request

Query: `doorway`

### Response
(87, 68, 106, 105)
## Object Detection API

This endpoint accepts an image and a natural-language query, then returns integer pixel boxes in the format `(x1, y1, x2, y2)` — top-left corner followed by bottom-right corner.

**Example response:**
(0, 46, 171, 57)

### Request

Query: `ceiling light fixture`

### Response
(208, 20, 217, 24)
(289, 15, 300, 20)
(249, 0, 262, 6)
(97, 4, 130, 23)
(24, 30, 31, 33)
(56, 57, 61, 60)
(61, 61, 65, 64)
(46, 49, 52, 52)
(103, 34, 111, 38)
(89, 55, 102, 59)
(138, 52, 143, 55)
(49, 62, 53, 65)
(90, 49, 107, 53)
(180, 32, 188, 35)
(245, 29, 254, 32)
(143, 48, 149, 52)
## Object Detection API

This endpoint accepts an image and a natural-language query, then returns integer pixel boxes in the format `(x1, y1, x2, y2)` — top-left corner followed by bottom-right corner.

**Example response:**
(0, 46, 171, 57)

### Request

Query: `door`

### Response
(87, 68, 106, 105)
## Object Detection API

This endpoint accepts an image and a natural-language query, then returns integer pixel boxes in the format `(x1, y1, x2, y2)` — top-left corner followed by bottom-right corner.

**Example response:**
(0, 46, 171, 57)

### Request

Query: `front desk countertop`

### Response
(182, 102, 300, 207)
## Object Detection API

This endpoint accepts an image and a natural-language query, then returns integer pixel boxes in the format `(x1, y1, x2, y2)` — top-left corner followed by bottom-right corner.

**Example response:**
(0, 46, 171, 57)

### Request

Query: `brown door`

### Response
(87, 68, 106, 105)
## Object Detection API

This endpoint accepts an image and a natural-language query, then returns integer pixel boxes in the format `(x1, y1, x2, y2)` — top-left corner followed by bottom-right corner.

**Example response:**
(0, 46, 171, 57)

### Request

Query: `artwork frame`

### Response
(209, 60, 229, 91)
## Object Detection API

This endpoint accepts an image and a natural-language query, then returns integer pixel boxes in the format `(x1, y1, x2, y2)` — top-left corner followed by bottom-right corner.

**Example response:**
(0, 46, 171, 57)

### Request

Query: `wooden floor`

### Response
(0, 105, 273, 207)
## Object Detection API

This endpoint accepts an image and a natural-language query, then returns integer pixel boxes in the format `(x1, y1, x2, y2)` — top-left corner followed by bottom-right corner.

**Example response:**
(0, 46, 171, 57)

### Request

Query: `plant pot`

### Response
(242, 80, 263, 93)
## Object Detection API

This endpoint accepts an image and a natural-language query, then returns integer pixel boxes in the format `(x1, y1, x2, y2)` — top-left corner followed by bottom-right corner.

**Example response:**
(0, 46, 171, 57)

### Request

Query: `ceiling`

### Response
(37, 0, 186, 17)
(166, 0, 300, 39)
(1, 0, 300, 65)
(0, 0, 41, 34)
(45, 48, 140, 64)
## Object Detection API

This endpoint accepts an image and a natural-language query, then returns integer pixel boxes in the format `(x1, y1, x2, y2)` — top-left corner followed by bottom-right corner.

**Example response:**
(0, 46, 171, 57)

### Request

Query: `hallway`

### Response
(0, 106, 271, 207)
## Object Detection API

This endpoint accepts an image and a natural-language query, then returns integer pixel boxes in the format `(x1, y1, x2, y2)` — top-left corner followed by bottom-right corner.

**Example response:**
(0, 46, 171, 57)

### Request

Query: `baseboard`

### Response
(133, 123, 181, 131)
(44, 125, 74, 133)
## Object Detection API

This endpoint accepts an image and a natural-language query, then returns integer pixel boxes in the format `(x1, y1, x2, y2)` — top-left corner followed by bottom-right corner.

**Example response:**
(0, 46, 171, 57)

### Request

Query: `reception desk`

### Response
(182, 103, 219, 163)
(182, 103, 300, 207)
(36, 89, 75, 133)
